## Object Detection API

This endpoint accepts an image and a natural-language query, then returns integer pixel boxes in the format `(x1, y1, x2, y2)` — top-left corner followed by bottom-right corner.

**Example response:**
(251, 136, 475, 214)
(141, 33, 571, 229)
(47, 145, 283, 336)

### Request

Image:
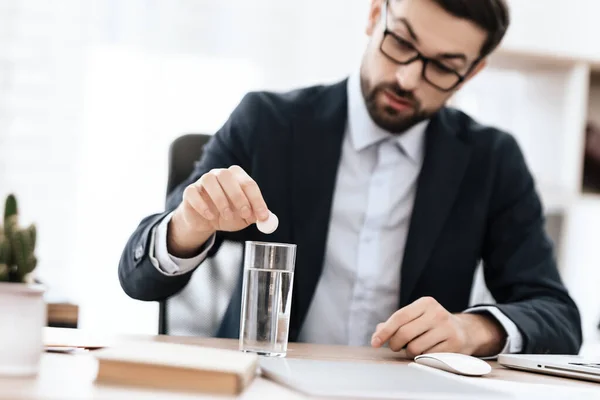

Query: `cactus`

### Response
(0, 194, 37, 283)
(0, 232, 9, 282)
(4, 193, 17, 220)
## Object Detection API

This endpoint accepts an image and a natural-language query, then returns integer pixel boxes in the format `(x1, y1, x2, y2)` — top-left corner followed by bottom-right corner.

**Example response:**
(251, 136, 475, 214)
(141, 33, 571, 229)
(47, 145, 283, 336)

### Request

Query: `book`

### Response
(93, 341, 259, 395)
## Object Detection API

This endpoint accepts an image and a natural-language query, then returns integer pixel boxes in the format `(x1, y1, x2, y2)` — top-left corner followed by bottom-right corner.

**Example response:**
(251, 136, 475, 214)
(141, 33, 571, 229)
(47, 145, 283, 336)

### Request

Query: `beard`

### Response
(360, 74, 433, 134)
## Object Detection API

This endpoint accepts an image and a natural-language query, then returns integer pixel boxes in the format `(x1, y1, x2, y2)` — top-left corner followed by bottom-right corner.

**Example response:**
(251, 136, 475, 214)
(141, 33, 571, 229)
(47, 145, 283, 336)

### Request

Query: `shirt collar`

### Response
(346, 70, 429, 165)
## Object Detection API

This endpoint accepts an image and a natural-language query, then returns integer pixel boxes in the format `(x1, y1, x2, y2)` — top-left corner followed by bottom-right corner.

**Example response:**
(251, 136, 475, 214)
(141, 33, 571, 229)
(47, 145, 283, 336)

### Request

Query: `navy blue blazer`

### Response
(118, 79, 582, 354)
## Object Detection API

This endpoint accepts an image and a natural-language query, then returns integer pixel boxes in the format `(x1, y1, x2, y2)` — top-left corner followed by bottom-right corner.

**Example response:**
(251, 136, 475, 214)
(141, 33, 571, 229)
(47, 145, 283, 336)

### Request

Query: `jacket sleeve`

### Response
(480, 133, 582, 355)
(118, 93, 260, 301)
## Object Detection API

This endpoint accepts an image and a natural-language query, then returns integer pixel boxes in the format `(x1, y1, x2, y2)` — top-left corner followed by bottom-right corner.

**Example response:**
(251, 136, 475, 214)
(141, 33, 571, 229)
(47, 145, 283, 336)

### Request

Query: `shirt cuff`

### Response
(464, 305, 523, 358)
(149, 211, 216, 276)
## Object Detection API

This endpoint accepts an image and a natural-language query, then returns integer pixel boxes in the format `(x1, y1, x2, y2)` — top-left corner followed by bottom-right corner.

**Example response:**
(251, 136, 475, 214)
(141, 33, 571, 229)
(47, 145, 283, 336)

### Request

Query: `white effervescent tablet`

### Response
(256, 211, 279, 234)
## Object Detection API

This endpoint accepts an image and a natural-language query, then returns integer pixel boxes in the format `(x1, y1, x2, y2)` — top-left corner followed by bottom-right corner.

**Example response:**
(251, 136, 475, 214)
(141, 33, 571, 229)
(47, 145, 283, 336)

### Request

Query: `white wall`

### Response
(71, 48, 264, 334)
(0, 0, 86, 301)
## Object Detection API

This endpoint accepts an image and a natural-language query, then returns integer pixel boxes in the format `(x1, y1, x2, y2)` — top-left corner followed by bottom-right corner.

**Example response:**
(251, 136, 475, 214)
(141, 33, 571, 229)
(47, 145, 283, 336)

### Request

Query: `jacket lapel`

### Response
(399, 108, 472, 307)
(288, 79, 348, 340)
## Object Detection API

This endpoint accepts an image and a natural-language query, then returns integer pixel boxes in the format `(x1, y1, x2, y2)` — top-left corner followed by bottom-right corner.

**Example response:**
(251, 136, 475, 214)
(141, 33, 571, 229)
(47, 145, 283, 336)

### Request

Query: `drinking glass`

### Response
(239, 241, 296, 357)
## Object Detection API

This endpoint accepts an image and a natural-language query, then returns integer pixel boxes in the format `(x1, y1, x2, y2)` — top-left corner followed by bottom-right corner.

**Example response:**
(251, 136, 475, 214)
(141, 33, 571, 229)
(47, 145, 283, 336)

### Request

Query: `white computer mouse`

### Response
(414, 352, 492, 376)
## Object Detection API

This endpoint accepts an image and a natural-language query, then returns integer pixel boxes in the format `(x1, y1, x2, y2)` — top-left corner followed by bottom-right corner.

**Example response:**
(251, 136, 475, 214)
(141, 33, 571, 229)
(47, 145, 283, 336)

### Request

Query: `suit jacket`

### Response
(118, 79, 582, 354)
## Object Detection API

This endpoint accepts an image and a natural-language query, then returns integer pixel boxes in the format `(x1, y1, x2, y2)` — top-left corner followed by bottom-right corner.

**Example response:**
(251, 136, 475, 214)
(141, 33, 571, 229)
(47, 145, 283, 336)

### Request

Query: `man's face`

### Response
(361, 0, 488, 133)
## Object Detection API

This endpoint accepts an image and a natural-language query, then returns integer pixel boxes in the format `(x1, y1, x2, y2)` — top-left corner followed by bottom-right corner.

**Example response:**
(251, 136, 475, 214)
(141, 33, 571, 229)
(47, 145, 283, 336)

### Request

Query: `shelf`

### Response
(500, 0, 600, 69)
(539, 186, 574, 215)
(496, 47, 600, 73)
(588, 71, 600, 125)
(580, 192, 600, 203)
(581, 71, 600, 194)
(451, 57, 589, 200)
(495, 48, 589, 69)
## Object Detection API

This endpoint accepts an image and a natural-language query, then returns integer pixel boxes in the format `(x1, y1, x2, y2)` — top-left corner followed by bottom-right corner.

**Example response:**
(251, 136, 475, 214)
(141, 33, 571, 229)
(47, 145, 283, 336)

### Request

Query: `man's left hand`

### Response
(371, 296, 507, 358)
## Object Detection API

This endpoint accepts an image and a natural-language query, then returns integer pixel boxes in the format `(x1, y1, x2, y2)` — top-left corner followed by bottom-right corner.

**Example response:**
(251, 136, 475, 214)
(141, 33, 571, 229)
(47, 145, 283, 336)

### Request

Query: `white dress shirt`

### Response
(148, 71, 523, 354)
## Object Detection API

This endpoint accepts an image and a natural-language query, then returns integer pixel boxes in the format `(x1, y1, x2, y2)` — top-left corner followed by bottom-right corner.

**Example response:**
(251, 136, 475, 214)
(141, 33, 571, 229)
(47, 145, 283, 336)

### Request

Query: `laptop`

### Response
(498, 354, 600, 383)
(259, 357, 508, 399)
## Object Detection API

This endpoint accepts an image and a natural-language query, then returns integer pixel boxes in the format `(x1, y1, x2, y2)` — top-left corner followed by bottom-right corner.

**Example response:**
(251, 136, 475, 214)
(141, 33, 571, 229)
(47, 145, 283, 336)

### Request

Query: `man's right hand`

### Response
(168, 165, 270, 258)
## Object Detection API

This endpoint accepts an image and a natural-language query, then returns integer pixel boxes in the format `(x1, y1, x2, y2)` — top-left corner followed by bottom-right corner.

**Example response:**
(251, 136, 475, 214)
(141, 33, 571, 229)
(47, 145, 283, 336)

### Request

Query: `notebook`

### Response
(259, 357, 507, 399)
(93, 341, 259, 395)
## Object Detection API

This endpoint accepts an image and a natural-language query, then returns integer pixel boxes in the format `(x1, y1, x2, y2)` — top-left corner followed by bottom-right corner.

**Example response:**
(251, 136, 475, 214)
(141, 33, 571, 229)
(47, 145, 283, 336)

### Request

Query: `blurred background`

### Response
(1, 0, 599, 351)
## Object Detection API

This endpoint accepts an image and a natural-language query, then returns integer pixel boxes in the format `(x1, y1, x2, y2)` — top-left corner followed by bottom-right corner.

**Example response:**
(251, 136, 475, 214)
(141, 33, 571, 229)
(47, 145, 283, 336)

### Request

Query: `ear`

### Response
(465, 58, 487, 82)
(366, 0, 384, 36)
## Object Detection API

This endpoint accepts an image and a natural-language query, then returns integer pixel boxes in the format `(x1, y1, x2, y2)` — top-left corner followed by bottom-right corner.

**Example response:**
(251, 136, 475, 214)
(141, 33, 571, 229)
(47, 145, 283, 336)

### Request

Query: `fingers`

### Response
(416, 339, 455, 357)
(404, 327, 448, 358)
(372, 297, 433, 347)
(182, 184, 215, 221)
(188, 166, 269, 225)
(213, 168, 252, 220)
(371, 297, 463, 357)
(199, 172, 234, 221)
(387, 311, 436, 352)
(230, 166, 269, 221)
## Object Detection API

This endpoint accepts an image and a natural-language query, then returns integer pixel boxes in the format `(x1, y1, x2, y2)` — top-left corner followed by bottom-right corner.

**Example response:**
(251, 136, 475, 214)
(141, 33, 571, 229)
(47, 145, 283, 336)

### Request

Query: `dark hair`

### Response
(430, 0, 510, 58)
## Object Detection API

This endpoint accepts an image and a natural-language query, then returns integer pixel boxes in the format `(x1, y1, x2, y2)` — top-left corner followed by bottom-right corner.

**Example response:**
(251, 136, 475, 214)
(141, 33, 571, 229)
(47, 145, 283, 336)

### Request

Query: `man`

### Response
(119, 0, 582, 357)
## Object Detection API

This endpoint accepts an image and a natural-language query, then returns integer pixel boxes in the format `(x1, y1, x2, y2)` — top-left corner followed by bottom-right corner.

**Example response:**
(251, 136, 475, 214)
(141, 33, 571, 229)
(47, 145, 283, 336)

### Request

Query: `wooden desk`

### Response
(1, 328, 598, 399)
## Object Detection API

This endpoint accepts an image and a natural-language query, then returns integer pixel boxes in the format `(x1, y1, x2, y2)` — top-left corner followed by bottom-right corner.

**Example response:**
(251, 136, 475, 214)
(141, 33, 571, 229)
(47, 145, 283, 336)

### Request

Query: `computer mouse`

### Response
(414, 352, 492, 376)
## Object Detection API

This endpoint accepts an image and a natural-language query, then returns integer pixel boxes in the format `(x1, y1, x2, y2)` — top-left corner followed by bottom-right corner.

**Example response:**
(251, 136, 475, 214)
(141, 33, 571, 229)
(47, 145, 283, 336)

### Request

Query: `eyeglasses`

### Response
(379, 0, 479, 92)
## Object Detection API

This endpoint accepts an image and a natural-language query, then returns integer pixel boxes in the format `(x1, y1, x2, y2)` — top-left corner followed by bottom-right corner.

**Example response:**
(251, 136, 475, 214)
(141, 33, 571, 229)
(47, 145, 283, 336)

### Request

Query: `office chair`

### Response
(159, 134, 243, 336)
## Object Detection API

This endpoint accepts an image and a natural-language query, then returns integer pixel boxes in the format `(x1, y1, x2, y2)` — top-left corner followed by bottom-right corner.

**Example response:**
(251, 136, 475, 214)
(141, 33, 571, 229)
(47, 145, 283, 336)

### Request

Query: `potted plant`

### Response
(0, 194, 45, 376)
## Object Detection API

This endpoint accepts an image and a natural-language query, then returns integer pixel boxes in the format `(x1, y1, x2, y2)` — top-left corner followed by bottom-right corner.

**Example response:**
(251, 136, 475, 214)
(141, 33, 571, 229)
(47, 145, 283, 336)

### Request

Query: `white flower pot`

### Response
(0, 282, 46, 376)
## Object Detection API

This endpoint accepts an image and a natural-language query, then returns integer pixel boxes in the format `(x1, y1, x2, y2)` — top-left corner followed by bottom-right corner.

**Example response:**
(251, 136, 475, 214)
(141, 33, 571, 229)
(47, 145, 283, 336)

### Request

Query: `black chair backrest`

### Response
(166, 133, 212, 196)
(159, 133, 212, 335)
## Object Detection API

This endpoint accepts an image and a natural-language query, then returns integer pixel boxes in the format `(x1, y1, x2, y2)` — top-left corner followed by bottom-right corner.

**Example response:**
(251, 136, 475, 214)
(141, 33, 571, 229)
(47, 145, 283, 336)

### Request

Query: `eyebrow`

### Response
(438, 52, 468, 66)
(396, 17, 468, 66)
(397, 18, 419, 42)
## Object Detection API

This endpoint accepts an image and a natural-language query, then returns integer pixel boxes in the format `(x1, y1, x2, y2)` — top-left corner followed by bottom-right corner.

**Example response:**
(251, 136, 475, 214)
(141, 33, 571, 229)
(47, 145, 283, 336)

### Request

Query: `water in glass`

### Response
(239, 266, 294, 357)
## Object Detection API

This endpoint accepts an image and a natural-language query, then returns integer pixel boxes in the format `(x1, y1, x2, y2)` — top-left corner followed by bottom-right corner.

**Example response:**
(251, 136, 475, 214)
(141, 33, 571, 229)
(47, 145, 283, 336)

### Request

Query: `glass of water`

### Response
(239, 241, 297, 357)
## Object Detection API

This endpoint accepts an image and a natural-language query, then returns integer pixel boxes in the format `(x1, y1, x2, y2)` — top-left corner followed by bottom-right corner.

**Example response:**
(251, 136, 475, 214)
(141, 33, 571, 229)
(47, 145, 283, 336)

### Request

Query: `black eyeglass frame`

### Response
(379, 0, 482, 92)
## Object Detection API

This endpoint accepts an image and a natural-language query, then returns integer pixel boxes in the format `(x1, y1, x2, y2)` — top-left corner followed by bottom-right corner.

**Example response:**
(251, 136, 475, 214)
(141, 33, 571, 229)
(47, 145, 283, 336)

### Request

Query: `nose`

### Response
(395, 60, 423, 91)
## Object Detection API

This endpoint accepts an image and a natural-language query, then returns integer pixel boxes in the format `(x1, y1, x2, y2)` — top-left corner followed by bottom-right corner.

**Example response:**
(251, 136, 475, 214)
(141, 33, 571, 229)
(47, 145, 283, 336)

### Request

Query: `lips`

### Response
(383, 90, 414, 112)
